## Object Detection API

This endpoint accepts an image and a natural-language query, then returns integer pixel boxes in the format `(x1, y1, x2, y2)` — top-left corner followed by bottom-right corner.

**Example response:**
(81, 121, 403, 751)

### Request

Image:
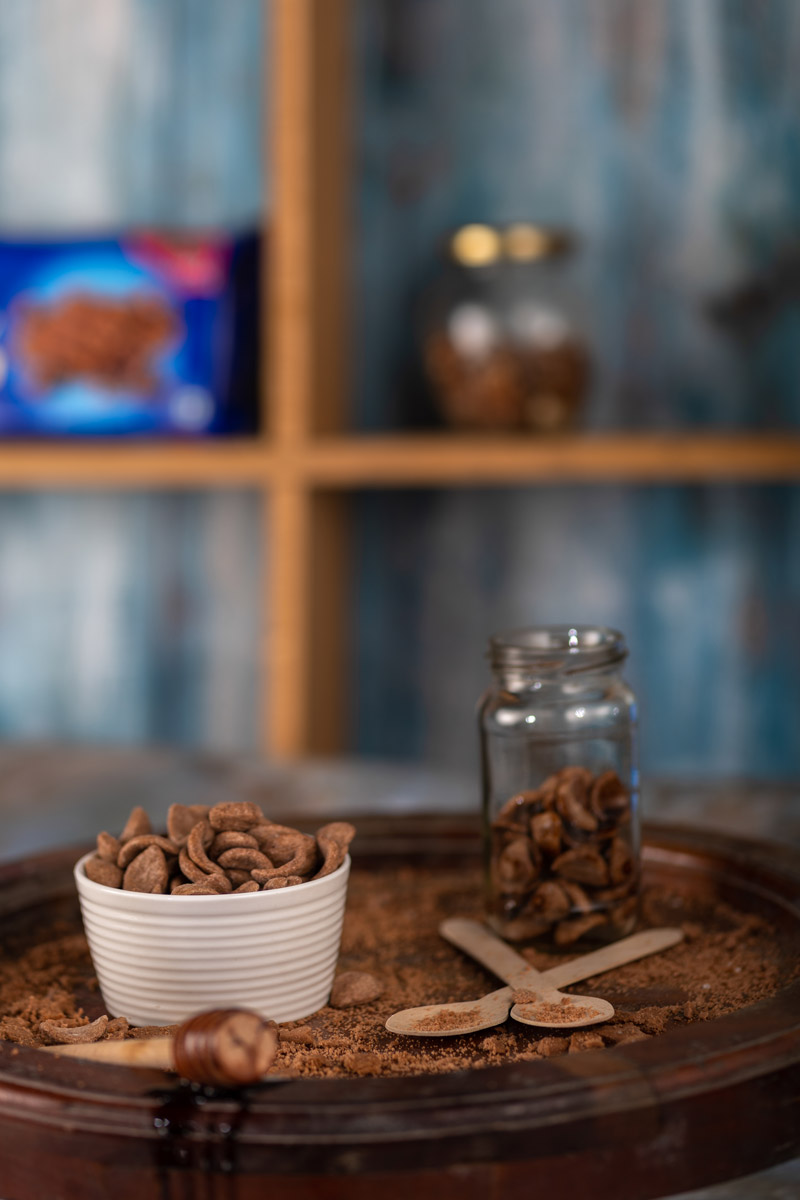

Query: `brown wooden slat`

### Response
(267, 0, 352, 755)
(266, 481, 313, 756)
(302, 432, 800, 486)
(270, 0, 315, 446)
(1, 433, 796, 491)
(0, 441, 273, 488)
(307, 491, 352, 752)
(270, 0, 351, 443)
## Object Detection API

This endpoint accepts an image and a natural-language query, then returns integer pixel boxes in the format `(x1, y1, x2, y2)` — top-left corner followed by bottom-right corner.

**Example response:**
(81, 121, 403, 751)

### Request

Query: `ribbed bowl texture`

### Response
(74, 851, 351, 1025)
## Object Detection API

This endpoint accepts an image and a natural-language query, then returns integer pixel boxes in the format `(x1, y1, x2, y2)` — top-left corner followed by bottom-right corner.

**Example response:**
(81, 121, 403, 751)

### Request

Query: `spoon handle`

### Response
(440, 919, 684, 992)
(439, 918, 546, 989)
(538, 927, 684, 989)
(41, 1009, 280, 1086)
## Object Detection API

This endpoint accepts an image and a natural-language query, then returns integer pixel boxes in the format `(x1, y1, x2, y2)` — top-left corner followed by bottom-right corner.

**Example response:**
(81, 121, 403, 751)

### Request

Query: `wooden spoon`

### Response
(40, 1008, 279, 1086)
(441, 917, 615, 1028)
(385, 986, 516, 1037)
(386, 924, 683, 1036)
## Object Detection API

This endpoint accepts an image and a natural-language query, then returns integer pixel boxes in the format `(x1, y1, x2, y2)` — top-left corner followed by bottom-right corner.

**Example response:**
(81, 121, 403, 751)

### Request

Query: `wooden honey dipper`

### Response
(41, 1008, 279, 1087)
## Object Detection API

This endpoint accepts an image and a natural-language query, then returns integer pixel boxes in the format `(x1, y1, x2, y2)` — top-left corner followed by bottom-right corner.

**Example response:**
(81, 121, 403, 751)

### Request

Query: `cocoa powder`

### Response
(412, 1007, 483, 1032)
(0, 862, 797, 1079)
(513, 1000, 605, 1024)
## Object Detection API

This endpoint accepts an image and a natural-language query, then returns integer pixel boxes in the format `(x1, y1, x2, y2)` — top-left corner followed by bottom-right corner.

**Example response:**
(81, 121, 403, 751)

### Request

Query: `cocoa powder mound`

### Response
(412, 1006, 483, 1032)
(513, 999, 606, 1024)
(1, 863, 797, 1078)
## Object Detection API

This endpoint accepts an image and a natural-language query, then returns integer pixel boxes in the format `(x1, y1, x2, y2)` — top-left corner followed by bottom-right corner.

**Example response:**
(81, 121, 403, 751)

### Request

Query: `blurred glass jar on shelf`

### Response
(421, 222, 590, 433)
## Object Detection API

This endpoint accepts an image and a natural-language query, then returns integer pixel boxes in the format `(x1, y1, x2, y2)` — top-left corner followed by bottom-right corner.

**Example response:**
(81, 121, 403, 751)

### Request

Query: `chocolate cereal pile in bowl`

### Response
(74, 801, 355, 1026)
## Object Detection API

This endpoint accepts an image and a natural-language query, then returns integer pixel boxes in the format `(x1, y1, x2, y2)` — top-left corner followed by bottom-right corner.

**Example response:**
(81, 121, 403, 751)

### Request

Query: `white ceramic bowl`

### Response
(74, 851, 350, 1026)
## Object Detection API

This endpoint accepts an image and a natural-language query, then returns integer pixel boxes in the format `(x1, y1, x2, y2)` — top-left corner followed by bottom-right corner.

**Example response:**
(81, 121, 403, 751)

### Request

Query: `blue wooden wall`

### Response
(0, 492, 261, 747)
(0, 0, 264, 229)
(0, 0, 264, 750)
(355, 0, 800, 432)
(353, 484, 799, 779)
(351, 0, 800, 779)
(0, 0, 797, 781)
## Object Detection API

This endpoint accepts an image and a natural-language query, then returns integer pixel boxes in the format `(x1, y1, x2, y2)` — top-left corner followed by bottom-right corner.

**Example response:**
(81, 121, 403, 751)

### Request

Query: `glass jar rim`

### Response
(488, 625, 627, 674)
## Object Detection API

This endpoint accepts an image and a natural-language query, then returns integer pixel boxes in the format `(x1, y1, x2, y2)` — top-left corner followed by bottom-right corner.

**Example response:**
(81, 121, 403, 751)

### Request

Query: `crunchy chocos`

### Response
(425, 330, 589, 434)
(488, 766, 637, 945)
(84, 802, 355, 895)
(15, 293, 177, 393)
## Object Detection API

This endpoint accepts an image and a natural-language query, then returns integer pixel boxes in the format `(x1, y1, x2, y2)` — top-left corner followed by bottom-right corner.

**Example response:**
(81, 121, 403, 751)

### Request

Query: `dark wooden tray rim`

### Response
(0, 818, 799, 1200)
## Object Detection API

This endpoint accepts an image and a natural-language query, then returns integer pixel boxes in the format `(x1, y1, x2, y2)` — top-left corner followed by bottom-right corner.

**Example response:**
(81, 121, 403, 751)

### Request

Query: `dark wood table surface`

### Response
(0, 745, 798, 1200)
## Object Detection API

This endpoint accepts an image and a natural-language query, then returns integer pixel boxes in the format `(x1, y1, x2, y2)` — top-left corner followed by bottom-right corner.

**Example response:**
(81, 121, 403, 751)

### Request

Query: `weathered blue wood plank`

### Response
(0, 0, 796, 780)
(0, 0, 265, 749)
(0, 0, 264, 228)
(0, 491, 262, 747)
(352, 0, 800, 780)
(352, 484, 800, 779)
(355, 0, 800, 431)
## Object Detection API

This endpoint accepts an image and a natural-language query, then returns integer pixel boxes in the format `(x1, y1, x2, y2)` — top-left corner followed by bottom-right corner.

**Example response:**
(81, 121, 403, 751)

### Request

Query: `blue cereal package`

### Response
(0, 232, 259, 435)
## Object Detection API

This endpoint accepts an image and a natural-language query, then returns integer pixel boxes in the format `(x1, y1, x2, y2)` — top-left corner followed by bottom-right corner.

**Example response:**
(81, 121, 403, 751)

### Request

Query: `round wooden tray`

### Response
(1, 817, 799, 1200)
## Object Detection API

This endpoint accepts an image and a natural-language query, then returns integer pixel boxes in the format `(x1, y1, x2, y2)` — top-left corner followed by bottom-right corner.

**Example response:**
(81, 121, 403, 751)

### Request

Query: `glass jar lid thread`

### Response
(488, 625, 627, 676)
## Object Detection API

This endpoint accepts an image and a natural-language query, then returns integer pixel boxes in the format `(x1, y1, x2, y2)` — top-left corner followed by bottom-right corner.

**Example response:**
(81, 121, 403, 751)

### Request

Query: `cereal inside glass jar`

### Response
(478, 626, 640, 946)
(421, 223, 590, 434)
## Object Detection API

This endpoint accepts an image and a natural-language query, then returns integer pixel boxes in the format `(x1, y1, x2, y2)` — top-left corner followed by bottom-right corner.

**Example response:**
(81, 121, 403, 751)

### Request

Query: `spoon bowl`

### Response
(385, 987, 512, 1037)
(510, 990, 615, 1029)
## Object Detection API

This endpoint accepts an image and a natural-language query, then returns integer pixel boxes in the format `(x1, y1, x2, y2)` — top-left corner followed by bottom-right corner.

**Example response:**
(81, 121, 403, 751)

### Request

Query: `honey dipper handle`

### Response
(439, 918, 544, 990)
(40, 1009, 279, 1087)
(42, 1037, 173, 1069)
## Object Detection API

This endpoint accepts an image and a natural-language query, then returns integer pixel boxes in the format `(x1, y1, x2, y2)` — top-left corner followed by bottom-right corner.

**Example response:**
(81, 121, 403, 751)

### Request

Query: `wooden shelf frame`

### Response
(266, 0, 353, 757)
(1, 431, 798, 490)
(0, 441, 274, 488)
(300, 431, 800, 487)
(2, 1, 800, 758)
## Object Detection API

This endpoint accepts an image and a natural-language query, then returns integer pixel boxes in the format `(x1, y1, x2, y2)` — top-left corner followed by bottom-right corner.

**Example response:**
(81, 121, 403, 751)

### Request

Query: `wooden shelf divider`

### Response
(267, 0, 352, 757)
(301, 432, 800, 487)
(1, 431, 798, 492)
(0, 440, 275, 489)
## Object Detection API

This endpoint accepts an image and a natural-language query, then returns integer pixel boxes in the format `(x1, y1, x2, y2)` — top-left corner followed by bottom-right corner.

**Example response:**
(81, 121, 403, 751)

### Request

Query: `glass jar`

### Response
(421, 223, 590, 433)
(478, 625, 640, 947)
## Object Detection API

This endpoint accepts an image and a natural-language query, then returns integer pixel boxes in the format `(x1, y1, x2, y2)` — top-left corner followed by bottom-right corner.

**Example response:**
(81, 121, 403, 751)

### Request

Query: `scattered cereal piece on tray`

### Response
(39, 1015, 109, 1045)
(330, 971, 384, 1008)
